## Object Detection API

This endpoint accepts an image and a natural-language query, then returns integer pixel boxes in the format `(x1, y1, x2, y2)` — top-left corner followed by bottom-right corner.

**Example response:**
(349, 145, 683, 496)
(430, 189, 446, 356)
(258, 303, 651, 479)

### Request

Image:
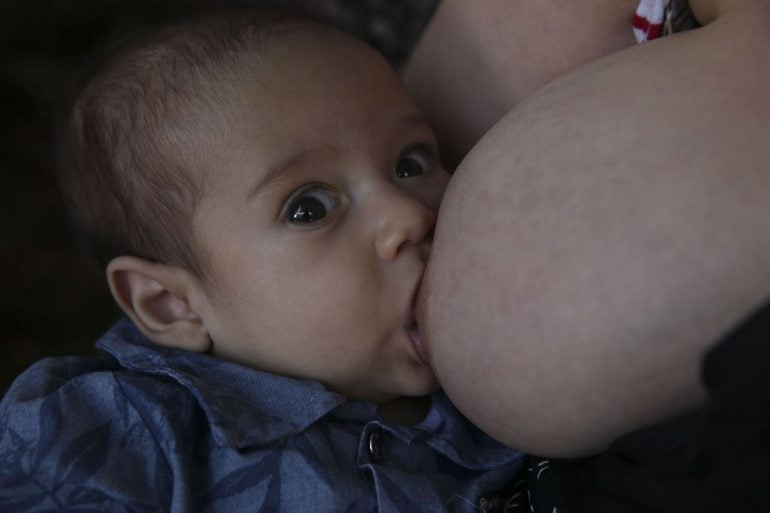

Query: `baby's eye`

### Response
(396, 145, 434, 178)
(285, 187, 340, 225)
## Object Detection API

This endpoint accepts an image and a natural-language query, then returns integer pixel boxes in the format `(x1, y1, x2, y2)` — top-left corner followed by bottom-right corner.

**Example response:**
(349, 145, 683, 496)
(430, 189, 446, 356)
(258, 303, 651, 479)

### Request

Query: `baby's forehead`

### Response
(185, 29, 392, 121)
(110, 15, 368, 100)
(177, 23, 382, 112)
(135, 18, 398, 174)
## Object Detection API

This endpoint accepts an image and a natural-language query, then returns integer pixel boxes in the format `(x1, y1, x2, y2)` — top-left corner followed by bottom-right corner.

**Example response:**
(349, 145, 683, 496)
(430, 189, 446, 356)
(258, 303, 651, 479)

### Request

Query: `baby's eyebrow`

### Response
(244, 114, 430, 203)
(399, 113, 431, 130)
(244, 148, 315, 203)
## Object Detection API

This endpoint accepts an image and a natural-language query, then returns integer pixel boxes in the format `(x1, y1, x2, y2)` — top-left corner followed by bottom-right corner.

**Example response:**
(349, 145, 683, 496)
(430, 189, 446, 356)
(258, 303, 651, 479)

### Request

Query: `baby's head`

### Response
(59, 10, 449, 403)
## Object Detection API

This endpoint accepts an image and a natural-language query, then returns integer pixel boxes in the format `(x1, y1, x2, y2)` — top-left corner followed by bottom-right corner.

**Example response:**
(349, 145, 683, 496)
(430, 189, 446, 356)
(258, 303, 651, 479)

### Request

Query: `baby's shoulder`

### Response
(1, 353, 200, 433)
(0, 354, 199, 509)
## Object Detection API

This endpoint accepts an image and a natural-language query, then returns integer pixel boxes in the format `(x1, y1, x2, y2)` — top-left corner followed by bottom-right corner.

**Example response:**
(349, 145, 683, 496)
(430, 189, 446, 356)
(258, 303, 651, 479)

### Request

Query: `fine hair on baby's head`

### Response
(57, 9, 336, 279)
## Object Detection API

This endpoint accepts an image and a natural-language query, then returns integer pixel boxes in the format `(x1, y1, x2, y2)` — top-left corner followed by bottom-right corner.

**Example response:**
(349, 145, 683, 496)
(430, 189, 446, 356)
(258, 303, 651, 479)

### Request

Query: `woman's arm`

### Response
(402, 0, 638, 169)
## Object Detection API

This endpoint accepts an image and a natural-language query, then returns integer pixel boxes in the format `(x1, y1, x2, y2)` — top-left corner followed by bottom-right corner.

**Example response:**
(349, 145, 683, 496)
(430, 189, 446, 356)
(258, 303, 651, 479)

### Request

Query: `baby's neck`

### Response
(377, 395, 432, 426)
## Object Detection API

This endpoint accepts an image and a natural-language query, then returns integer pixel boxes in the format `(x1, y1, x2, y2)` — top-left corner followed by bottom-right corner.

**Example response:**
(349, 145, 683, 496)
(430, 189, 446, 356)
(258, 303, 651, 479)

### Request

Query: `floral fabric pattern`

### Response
(0, 318, 523, 512)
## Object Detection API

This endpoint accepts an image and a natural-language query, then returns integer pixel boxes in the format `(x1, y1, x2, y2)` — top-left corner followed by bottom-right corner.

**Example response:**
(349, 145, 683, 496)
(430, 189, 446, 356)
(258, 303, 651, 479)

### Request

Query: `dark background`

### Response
(0, 0, 438, 395)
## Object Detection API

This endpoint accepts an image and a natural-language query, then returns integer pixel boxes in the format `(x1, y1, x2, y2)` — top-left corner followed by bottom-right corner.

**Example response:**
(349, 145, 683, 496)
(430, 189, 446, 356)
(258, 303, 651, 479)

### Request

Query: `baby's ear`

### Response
(106, 256, 211, 353)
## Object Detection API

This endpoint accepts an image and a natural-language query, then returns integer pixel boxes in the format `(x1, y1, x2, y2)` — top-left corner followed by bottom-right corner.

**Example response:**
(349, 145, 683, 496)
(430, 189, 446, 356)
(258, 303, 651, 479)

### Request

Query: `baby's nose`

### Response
(375, 196, 436, 262)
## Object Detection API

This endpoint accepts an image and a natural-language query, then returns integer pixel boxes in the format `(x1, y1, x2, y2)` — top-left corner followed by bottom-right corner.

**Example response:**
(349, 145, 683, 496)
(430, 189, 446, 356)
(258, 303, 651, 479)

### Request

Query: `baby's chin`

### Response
(390, 369, 441, 402)
(338, 375, 439, 406)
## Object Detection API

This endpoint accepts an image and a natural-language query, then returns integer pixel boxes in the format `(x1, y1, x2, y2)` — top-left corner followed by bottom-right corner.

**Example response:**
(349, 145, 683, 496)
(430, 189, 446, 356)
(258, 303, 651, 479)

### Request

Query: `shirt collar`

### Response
(97, 318, 523, 469)
(418, 392, 523, 469)
(96, 317, 347, 449)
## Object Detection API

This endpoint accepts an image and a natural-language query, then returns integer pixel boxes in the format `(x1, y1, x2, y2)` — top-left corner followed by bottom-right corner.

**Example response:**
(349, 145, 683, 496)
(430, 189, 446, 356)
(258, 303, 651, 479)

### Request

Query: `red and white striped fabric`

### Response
(633, 0, 666, 42)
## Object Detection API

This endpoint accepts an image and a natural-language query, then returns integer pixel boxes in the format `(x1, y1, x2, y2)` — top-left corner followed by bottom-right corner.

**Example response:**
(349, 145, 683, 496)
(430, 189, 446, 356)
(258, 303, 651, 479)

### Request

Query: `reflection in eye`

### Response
(396, 145, 434, 178)
(286, 187, 340, 224)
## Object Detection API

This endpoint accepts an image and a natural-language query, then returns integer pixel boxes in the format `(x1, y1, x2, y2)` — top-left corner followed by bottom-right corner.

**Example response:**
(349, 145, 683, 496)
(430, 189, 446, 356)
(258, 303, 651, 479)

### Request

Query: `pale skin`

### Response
(415, 0, 770, 456)
(104, 32, 449, 424)
(402, 0, 639, 169)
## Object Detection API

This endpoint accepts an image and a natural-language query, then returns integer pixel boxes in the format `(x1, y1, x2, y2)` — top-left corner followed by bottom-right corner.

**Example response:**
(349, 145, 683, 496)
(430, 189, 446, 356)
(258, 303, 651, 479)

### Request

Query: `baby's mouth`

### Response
(408, 320, 430, 366)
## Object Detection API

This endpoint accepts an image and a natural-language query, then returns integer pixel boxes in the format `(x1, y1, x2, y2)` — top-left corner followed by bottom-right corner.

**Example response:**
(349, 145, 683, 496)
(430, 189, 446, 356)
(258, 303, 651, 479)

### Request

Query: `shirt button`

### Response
(367, 430, 383, 461)
(477, 495, 504, 513)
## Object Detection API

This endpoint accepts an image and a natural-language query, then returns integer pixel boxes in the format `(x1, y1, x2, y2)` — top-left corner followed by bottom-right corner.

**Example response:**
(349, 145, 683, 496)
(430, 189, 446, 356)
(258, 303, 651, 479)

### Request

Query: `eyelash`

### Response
(279, 142, 439, 227)
(396, 143, 437, 179)
(282, 184, 341, 226)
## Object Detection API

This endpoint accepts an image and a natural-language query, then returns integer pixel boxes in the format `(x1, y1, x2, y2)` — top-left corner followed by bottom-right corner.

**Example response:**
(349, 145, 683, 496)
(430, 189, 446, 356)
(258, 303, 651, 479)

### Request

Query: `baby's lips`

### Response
(413, 284, 432, 366)
(409, 322, 431, 366)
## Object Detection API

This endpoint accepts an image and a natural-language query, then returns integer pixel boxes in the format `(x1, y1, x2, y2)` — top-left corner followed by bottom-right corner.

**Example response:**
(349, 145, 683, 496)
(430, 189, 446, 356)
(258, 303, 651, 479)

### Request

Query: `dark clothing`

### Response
(519, 300, 770, 513)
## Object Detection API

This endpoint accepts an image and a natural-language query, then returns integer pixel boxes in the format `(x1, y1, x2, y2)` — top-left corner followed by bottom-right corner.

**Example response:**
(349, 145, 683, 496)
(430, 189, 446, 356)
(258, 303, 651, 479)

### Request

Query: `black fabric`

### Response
(584, 411, 708, 512)
(697, 299, 770, 512)
(514, 299, 770, 512)
(581, 299, 770, 513)
(503, 456, 595, 513)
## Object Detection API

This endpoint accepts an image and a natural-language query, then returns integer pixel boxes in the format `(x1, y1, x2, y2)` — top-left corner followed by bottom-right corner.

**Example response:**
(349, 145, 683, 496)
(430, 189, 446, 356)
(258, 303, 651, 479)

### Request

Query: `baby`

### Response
(0, 9, 522, 512)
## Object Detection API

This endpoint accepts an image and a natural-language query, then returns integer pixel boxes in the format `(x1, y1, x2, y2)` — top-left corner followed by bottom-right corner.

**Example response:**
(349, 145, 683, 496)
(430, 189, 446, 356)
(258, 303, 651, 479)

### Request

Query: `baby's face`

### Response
(189, 34, 449, 402)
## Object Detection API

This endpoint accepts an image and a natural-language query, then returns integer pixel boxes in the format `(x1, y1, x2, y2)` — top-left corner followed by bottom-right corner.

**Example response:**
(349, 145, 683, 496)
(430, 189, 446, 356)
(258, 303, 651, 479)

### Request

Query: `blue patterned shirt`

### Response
(0, 318, 524, 512)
